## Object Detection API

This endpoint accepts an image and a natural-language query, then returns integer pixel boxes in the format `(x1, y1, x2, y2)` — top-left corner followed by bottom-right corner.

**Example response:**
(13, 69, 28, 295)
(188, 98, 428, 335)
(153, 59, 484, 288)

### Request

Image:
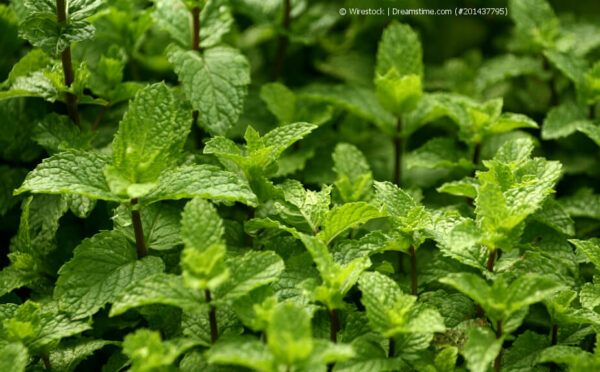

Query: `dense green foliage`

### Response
(1, 0, 600, 371)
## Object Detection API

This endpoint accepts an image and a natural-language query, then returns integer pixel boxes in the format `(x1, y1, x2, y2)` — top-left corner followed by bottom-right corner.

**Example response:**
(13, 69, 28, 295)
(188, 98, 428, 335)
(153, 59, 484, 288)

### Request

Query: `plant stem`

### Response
(191, 6, 201, 130)
(91, 104, 108, 132)
(388, 337, 395, 357)
(205, 289, 218, 343)
(409, 246, 418, 296)
(330, 308, 339, 343)
(591, 104, 596, 120)
(42, 354, 51, 370)
(271, 0, 291, 81)
(494, 320, 503, 372)
(393, 118, 403, 186)
(192, 6, 201, 51)
(543, 56, 559, 107)
(56, 0, 80, 128)
(486, 248, 496, 272)
(130, 199, 147, 258)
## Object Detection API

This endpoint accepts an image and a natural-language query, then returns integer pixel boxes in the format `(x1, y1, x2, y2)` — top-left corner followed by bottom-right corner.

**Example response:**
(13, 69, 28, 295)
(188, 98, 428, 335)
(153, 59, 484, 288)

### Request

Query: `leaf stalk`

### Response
(56, 0, 80, 128)
(130, 199, 147, 258)
(205, 289, 218, 343)
(271, 0, 291, 81)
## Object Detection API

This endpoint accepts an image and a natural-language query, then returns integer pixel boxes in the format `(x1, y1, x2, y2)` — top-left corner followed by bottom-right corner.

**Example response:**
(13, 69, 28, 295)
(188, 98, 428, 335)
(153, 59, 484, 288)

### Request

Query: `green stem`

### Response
(393, 118, 403, 186)
(409, 246, 417, 296)
(494, 320, 503, 372)
(271, 0, 291, 81)
(130, 199, 147, 258)
(205, 289, 218, 343)
(56, 0, 80, 128)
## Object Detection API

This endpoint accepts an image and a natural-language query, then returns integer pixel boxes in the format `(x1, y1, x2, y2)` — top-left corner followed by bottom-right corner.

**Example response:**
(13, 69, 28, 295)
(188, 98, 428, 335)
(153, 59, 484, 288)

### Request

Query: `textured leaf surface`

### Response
(463, 327, 502, 372)
(107, 83, 190, 196)
(167, 45, 250, 136)
(54, 231, 165, 319)
(109, 273, 206, 316)
(0, 343, 27, 372)
(141, 164, 258, 206)
(14, 150, 122, 202)
(216, 251, 284, 302)
(318, 202, 383, 245)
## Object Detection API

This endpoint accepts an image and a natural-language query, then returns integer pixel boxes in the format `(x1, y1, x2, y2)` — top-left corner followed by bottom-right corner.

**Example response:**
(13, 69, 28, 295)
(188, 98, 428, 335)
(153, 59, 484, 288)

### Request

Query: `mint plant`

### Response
(1, 1, 600, 371)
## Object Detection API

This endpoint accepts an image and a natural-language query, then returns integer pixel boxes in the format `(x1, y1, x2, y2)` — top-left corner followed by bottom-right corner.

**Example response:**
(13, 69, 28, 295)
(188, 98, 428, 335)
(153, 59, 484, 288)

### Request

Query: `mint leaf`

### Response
(14, 150, 121, 201)
(54, 231, 165, 319)
(215, 251, 284, 303)
(0, 343, 27, 372)
(209, 336, 273, 371)
(19, 14, 95, 56)
(167, 44, 250, 136)
(122, 329, 199, 372)
(106, 82, 191, 197)
(318, 202, 383, 245)
(463, 326, 502, 372)
(268, 302, 313, 366)
(333, 143, 373, 203)
(358, 271, 445, 337)
(260, 82, 296, 124)
(109, 273, 206, 316)
(141, 164, 258, 207)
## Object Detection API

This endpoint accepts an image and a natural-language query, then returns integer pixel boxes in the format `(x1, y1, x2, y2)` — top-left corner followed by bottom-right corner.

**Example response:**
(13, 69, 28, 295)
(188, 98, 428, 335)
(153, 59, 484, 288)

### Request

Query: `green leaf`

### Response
(215, 251, 284, 303)
(375, 21, 423, 79)
(570, 238, 600, 268)
(375, 21, 423, 115)
(542, 101, 590, 140)
(0, 166, 26, 216)
(560, 188, 600, 219)
(153, 0, 232, 49)
(267, 302, 313, 366)
(332, 143, 372, 203)
(375, 70, 422, 116)
(475, 54, 542, 92)
(260, 82, 296, 124)
(54, 231, 165, 319)
(106, 83, 191, 197)
(49, 338, 114, 372)
(436, 177, 478, 199)
(4, 301, 91, 353)
(298, 84, 396, 134)
(502, 331, 548, 372)
(440, 273, 562, 321)
(109, 273, 206, 317)
(167, 44, 250, 136)
(19, 14, 95, 56)
(122, 329, 200, 372)
(14, 150, 123, 202)
(32, 113, 93, 154)
(113, 203, 181, 251)
(0, 343, 27, 372)
(509, 0, 560, 49)
(209, 336, 274, 371)
(180, 198, 224, 250)
(406, 137, 472, 170)
(358, 271, 445, 338)
(318, 202, 383, 245)
(140, 164, 258, 207)
(462, 326, 502, 372)
(2, 49, 51, 87)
